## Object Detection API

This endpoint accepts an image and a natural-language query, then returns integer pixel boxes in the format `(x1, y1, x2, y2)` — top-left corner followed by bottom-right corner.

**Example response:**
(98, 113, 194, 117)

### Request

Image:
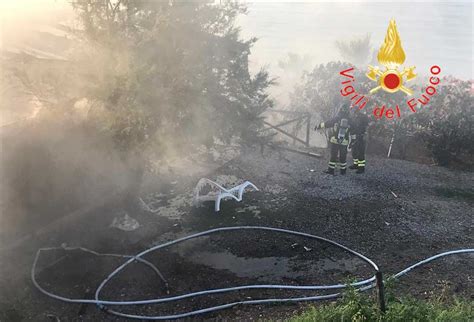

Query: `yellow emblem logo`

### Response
(367, 19, 416, 95)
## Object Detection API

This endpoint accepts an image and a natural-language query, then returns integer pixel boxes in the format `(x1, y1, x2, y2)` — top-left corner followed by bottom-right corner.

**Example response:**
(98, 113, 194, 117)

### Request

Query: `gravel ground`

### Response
(0, 147, 473, 321)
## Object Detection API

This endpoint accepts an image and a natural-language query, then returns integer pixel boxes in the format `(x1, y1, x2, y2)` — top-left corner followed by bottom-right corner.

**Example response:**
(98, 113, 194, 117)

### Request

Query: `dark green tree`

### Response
(70, 0, 274, 200)
(407, 78, 474, 166)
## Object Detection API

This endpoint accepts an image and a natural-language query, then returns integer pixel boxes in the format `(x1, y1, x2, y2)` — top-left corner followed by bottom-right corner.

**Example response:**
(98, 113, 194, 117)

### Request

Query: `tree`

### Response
(69, 0, 274, 202)
(408, 78, 474, 166)
(71, 0, 273, 151)
(289, 62, 369, 121)
(288, 61, 419, 156)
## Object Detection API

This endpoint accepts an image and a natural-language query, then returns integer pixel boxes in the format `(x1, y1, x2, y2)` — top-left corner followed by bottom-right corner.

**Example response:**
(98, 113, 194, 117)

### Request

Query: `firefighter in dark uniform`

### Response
(315, 106, 351, 175)
(349, 108, 370, 173)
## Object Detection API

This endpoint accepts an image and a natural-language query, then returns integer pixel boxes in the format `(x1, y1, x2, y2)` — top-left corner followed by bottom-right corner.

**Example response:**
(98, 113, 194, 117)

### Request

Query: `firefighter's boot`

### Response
(340, 168, 347, 175)
(324, 168, 335, 175)
(349, 159, 358, 170)
(356, 160, 365, 174)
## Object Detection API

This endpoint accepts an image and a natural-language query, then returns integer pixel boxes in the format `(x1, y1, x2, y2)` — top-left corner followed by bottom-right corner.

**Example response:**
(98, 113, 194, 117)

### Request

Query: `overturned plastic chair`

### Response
(193, 178, 259, 212)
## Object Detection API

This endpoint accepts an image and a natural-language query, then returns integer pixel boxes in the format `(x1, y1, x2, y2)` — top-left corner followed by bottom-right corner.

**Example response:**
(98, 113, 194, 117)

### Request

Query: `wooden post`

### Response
(306, 114, 311, 147)
(292, 122, 296, 146)
(375, 271, 386, 314)
(262, 121, 308, 146)
(387, 132, 395, 158)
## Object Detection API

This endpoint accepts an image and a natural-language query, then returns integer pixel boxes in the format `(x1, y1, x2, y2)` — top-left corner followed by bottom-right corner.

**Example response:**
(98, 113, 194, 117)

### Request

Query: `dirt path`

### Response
(1, 147, 473, 321)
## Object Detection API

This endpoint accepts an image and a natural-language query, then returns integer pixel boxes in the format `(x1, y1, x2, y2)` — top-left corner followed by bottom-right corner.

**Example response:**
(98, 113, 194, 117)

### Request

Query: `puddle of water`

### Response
(189, 250, 290, 279)
(297, 257, 363, 274)
(186, 250, 362, 280)
(172, 240, 363, 280)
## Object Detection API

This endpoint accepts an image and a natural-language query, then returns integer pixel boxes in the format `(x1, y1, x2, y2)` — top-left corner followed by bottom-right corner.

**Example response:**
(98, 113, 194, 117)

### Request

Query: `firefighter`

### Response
(315, 105, 351, 175)
(349, 108, 370, 174)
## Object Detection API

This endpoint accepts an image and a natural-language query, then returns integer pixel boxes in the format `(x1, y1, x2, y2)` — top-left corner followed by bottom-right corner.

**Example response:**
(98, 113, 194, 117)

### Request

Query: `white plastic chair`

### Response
(193, 178, 259, 212)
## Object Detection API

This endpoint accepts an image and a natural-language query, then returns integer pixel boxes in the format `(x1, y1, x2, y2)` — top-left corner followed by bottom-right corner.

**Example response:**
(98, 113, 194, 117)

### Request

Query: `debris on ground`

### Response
(110, 212, 140, 231)
(2, 148, 473, 321)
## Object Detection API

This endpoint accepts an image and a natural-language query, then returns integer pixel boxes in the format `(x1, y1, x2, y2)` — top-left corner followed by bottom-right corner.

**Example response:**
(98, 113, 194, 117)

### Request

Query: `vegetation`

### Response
(291, 288, 474, 322)
(289, 61, 354, 120)
(288, 61, 406, 151)
(70, 0, 274, 156)
(289, 59, 473, 166)
(408, 78, 474, 166)
(64, 0, 276, 202)
(291, 32, 473, 166)
(1, 1, 277, 216)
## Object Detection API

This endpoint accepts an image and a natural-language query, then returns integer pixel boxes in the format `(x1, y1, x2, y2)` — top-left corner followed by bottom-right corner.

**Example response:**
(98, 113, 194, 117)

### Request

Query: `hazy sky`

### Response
(235, 1, 472, 105)
(238, 1, 473, 79)
(1, 1, 471, 78)
(1, 1, 471, 99)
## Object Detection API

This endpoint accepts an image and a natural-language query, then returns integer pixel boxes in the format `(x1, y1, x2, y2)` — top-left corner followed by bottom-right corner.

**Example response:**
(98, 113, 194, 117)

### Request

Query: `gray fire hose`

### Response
(31, 226, 473, 320)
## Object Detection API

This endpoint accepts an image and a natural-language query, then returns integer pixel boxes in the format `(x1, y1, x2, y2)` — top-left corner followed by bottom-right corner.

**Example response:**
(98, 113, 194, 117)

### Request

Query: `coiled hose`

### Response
(31, 226, 473, 320)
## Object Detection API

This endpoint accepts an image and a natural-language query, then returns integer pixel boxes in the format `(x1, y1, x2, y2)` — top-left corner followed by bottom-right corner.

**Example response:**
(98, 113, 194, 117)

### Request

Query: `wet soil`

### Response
(0, 147, 473, 321)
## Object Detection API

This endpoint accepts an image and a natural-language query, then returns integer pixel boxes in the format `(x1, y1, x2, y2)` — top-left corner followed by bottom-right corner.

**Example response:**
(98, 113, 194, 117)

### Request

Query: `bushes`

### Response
(291, 289, 473, 322)
(412, 79, 474, 167)
(289, 61, 473, 167)
(70, 0, 274, 156)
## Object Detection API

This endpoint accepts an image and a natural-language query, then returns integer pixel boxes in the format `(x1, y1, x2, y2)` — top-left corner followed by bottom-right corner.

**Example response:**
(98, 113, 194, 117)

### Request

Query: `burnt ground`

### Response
(0, 147, 473, 321)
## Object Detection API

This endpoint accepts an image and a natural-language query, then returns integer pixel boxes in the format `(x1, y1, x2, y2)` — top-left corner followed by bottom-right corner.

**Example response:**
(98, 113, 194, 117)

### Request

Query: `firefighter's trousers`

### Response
(352, 135, 366, 168)
(328, 142, 348, 171)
